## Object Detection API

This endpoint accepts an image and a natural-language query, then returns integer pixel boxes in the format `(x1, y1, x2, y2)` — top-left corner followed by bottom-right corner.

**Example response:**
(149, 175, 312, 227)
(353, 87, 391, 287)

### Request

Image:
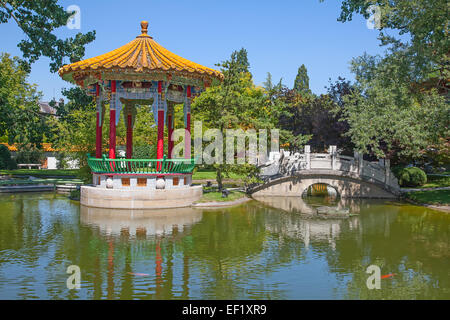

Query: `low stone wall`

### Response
(80, 185, 202, 209)
(92, 173, 192, 190)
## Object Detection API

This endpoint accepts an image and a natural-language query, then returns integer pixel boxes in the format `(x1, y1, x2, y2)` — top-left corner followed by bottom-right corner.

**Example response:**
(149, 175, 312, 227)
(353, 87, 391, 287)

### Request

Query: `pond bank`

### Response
(192, 190, 250, 208)
(192, 196, 251, 208)
(403, 197, 450, 213)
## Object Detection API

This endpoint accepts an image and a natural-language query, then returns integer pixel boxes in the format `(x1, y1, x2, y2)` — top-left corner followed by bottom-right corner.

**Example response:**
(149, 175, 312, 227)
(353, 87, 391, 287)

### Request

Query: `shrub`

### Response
(56, 152, 69, 169)
(15, 144, 45, 164)
(132, 144, 156, 159)
(69, 188, 81, 201)
(0, 144, 13, 169)
(397, 167, 427, 187)
(76, 164, 92, 184)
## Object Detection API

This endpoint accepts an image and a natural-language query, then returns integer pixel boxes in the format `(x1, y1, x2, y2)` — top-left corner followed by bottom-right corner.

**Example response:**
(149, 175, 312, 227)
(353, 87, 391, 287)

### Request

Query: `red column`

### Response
(155, 239, 162, 298)
(168, 110, 174, 159)
(96, 113, 102, 158)
(157, 81, 164, 160)
(95, 84, 102, 158)
(109, 80, 116, 159)
(126, 113, 133, 159)
(185, 86, 191, 159)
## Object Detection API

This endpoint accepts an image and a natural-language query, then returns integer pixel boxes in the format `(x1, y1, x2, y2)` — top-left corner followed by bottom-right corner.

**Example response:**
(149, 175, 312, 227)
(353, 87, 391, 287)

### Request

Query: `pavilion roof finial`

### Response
(140, 21, 148, 35)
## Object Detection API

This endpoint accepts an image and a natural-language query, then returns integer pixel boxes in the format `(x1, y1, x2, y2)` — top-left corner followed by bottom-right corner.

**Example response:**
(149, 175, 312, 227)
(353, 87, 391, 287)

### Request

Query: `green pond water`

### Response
(0, 192, 449, 300)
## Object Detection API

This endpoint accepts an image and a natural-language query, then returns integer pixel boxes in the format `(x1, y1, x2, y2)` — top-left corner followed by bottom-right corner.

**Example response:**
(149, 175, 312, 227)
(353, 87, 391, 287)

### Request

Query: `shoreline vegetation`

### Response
(195, 190, 246, 203)
(0, 168, 246, 182)
(2, 169, 449, 211)
(403, 190, 450, 213)
(193, 190, 250, 207)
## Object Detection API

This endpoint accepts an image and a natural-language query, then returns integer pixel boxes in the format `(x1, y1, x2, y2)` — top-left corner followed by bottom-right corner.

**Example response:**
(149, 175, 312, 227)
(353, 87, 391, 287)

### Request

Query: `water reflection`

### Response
(253, 195, 361, 215)
(80, 206, 202, 238)
(0, 193, 448, 299)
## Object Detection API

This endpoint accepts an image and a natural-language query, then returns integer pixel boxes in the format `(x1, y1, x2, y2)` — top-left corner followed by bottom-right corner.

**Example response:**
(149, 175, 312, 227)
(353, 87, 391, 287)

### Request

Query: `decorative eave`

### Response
(58, 21, 223, 87)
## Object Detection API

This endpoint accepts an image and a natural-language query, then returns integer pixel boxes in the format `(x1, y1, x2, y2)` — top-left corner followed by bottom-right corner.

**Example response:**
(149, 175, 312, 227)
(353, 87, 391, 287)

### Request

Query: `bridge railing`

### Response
(260, 145, 399, 191)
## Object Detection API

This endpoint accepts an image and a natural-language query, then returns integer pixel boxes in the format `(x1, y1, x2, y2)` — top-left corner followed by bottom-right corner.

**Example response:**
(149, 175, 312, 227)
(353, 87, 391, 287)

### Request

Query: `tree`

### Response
(0, 144, 14, 169)
(47, 107, 96, 181)
(234, 47, 250, 73)
(192, 49, 275, 190)
(263, 72, 283, 93)
(0, 53, 49, 146)
(340, 53, 448, 160)
(293, 64, 311, 94)
(263, 72, 274, 91)
(54, 87, 94, 120)
(0, 0, 96, 72)
(326, 0, 449, 94)
(275, 85, 352, 153)
(264, 84, 310, 152)
(322, 0, 450, 163)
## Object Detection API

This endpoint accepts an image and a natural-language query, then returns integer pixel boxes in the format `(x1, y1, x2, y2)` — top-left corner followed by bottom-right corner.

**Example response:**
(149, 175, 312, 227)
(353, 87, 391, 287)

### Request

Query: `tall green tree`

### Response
(192, 49, 274, 190)
(0, 0, 96, 72)
(234, 47, 250, 73)
(326, 0, 449, 93)
(53, 87, 94, 121)
(0, 53, 48, 146)
(322, 0, 449, 163)
(263, 72, 274, 91)
(341, 53, 448, 160)
(293, 64, 311, 94)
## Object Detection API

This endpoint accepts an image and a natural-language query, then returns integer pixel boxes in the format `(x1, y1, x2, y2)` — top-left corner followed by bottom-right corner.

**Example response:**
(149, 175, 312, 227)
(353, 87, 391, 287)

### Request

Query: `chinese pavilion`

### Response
(58, 21, 223, 209)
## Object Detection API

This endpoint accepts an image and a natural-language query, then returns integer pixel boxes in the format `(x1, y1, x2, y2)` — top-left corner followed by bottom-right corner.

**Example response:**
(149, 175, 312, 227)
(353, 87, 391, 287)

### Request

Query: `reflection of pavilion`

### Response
(80, 205, 202, 238)
(80, 205, 200, 299)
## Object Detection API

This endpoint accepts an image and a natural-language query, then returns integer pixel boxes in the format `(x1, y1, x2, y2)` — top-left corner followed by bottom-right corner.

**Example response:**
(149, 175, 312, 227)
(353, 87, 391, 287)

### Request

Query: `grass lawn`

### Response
(0, 177, 83, 186)
(422, 175, 450, 188)
(0, 169, 78, 177)
(403, 175, 450, 189)
(405, 190, 450, 205)
(192, 170, 244, 181)
(196, 190, 246, 203)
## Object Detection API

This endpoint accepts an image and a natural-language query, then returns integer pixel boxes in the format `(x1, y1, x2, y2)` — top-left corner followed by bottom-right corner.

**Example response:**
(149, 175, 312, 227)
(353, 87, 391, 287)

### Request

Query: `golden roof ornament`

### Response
(141, 21, 148, 34)
(138, 21, 151, 38)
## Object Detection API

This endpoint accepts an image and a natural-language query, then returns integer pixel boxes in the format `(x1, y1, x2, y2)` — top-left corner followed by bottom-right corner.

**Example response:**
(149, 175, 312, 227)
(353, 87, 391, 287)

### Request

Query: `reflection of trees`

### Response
(0, 193, 83, 299)
(182, 203, 306, 299)
(1, 194, 448, 300)
(325, 202, 450, 299)
(251, 198, 450, 299)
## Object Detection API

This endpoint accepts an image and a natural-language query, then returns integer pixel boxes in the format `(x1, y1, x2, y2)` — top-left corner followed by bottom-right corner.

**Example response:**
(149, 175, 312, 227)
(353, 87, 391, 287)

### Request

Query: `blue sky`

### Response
(0, 0, 385, 101)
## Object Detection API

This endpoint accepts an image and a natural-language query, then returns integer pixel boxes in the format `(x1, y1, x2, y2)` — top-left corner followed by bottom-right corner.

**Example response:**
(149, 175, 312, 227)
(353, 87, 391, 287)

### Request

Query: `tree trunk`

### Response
(216, 166, 223, 192)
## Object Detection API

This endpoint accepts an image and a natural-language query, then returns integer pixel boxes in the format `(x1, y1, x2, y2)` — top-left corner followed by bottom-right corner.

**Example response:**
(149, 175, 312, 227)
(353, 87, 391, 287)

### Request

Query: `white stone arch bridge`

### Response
(250, 146, 400, 199)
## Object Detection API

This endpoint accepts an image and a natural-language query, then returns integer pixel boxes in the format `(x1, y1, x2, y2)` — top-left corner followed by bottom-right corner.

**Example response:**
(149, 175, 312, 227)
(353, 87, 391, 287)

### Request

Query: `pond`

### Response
(0, 192, 448, 299)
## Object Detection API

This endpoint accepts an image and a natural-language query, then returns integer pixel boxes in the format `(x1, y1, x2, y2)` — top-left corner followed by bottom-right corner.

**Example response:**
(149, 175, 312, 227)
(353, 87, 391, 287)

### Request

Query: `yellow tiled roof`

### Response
(58, 21, 223, 84)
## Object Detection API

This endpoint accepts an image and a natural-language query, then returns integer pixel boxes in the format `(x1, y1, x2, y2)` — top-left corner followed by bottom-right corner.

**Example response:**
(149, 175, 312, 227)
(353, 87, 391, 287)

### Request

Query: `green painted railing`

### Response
(87, 154, 196, 174)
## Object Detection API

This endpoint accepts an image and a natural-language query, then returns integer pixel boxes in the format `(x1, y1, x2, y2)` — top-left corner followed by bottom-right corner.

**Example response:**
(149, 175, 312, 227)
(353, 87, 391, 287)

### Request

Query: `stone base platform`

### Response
(80, 185, 202, 209)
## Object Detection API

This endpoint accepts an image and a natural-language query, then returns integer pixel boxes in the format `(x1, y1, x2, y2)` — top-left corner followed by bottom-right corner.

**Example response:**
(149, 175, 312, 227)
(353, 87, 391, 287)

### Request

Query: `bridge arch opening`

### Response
(302, 183, 340, 206)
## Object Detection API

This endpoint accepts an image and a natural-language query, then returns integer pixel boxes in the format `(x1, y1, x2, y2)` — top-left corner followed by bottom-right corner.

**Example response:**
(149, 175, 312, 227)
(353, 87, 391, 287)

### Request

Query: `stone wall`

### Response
(80, 185, 202, 209)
